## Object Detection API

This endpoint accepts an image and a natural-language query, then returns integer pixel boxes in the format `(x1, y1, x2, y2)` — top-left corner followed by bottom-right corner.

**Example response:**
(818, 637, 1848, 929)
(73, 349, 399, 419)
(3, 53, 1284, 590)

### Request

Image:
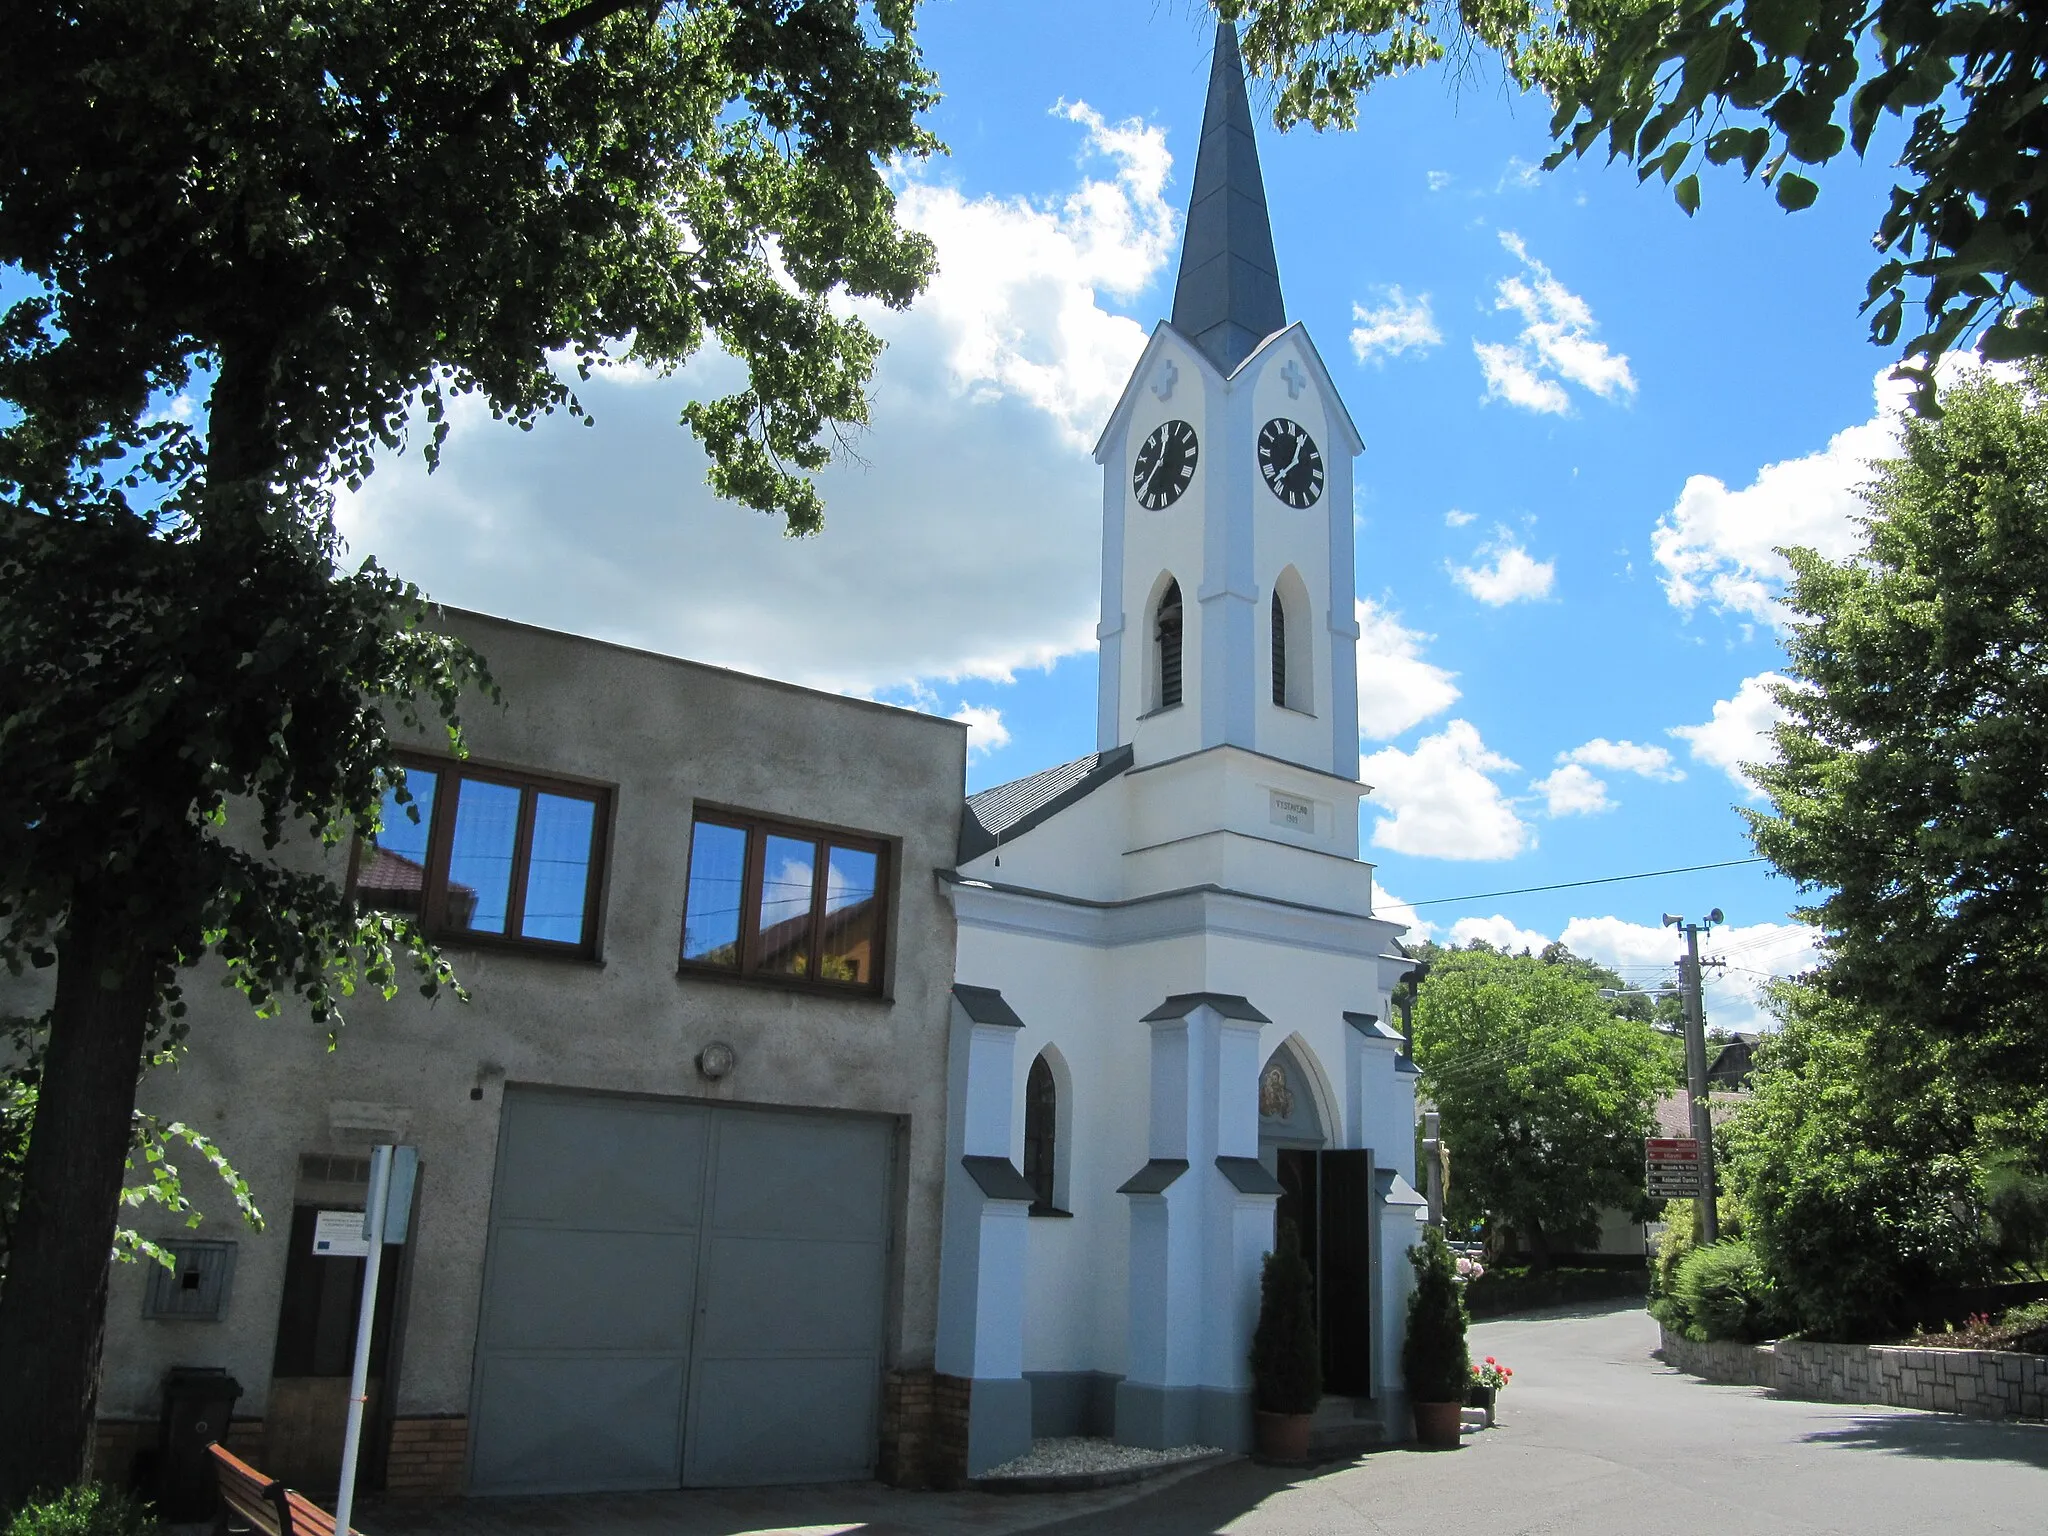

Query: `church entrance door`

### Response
(1274, 1148, 1376, 1397)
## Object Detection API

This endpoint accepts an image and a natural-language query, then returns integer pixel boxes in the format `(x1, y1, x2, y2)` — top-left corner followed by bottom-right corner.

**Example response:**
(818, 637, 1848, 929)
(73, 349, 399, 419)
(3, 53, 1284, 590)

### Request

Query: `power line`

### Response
(1390, 857, 1769, 911)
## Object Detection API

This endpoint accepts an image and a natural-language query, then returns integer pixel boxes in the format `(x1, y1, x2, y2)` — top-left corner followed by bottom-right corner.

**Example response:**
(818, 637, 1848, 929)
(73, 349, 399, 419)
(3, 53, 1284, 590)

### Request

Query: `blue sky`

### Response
(328, 2, 1934, 1026)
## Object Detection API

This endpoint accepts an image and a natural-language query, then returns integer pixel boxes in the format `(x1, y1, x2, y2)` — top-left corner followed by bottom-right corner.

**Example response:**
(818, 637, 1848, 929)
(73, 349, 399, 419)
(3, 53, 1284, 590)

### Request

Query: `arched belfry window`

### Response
(1155, 579, 1184, 711)
(1023, 1053, 1058, 1213)
(1270, 567, 1314, 713)
(1271, 591, 1287, 706)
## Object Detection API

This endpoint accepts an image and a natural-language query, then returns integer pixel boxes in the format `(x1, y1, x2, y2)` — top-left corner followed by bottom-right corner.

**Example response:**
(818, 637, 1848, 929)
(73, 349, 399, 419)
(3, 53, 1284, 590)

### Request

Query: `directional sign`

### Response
(1646, 1137, 1703, 1199)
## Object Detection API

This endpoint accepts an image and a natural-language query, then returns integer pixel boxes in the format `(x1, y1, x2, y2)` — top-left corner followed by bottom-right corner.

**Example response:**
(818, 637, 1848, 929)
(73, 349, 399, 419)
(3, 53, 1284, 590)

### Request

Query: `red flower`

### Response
(1485, 1357, 1496, 1365)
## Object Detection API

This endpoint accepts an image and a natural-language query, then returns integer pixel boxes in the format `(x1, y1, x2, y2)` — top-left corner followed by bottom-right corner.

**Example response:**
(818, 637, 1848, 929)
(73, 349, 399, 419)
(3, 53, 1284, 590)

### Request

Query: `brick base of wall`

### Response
(1659, 1326, 2048, 1420)
(875, 1369, 973, 1490)
(92, 1418, 265, 1492)
(383, 1416, 469, 1497)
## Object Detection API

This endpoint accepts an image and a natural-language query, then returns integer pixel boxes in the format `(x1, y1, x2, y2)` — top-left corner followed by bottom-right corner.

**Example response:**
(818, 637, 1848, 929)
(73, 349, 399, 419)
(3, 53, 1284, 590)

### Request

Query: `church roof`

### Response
(957, 744, 1134, 864)
(1170, 23, 1286, 375)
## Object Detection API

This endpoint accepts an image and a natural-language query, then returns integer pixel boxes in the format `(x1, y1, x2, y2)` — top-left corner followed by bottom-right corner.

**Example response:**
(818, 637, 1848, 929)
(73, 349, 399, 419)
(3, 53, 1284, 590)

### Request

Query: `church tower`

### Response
(1092, 23, 1362, 785)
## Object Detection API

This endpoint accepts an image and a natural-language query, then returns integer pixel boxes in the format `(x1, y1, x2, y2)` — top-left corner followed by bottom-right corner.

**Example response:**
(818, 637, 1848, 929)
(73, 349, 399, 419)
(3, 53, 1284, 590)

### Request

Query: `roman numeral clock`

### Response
(1257, 417, 1324, 508)
(1133, 418, 1199, 509)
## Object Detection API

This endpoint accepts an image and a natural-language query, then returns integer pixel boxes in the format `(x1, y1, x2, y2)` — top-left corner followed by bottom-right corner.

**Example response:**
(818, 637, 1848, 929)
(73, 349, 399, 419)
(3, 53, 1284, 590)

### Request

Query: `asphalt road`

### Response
(1033, 1303, 2048, 1536)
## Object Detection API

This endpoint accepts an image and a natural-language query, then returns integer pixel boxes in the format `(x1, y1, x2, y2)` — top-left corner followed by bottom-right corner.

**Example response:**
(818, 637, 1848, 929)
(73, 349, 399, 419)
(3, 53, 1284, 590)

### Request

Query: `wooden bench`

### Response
(207, 1443, 362, 1536)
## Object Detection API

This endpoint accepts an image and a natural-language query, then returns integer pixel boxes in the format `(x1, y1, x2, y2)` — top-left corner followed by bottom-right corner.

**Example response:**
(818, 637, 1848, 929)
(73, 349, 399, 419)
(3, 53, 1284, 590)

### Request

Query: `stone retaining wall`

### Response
(1658, 1326, 2048, 1420)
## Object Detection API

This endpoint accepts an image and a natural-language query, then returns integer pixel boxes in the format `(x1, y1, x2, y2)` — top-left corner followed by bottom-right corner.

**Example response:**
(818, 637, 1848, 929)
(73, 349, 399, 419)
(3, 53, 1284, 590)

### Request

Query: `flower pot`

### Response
(1254, 1409, 1313, 1463)
(1465, 1383, 1497, 1425)
(1413, 1400, 1464, 1447)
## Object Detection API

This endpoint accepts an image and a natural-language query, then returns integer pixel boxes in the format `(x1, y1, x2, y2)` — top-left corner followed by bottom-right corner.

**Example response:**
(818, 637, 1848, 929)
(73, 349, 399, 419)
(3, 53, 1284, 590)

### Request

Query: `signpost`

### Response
(1646, 1137, 1703, 1201)
(334, 1144, 416, 1536)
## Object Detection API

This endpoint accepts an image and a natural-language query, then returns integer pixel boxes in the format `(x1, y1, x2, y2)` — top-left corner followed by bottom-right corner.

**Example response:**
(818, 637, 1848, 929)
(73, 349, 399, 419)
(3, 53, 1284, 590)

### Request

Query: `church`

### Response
(932, 23, 1427, 1474)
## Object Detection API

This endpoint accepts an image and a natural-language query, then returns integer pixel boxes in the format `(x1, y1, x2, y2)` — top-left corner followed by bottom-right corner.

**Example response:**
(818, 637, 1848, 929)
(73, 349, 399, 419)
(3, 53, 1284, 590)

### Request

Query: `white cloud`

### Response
(1350, 286, 1442, 365)
(332, 102, 1176, 696)
(1669, 673, 1791, 797)
(1444, 508, 1476, 528)
(1449, 528, 1556, 605)
(1476, 232, 1635, 413)
(949, 704, 1011, 758)
(1531, 763, 1613, 817)
(1561, 738, 1684, 782)
(1427, 170, 1454, 192)
(1560, 916, 1822, 1031)
(1651, 365, 1901, 624)
(1371, 881, 1437, 943)
(1355, 598, 1461, 739)
(1361, 720, 1533, 860)
(1450, 914, 1552, 953)
(1499, 158, 1543, 191)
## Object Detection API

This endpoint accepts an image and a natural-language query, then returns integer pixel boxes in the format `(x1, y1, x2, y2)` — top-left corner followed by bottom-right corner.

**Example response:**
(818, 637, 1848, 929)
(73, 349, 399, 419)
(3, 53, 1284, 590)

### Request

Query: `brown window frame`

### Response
(347, 755, 612, 961)
(677, 807, 892, 996)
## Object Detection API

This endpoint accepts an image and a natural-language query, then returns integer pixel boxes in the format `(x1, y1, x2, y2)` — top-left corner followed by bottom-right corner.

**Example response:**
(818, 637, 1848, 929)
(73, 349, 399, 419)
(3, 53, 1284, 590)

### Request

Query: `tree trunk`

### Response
(1523, 1215, 1552, 1274)
(0, 899, 157, 1512)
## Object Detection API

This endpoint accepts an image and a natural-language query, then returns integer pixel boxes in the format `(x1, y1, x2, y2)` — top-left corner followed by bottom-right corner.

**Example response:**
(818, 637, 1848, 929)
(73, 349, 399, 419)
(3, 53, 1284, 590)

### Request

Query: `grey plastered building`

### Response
(82, 609, 968, 1495)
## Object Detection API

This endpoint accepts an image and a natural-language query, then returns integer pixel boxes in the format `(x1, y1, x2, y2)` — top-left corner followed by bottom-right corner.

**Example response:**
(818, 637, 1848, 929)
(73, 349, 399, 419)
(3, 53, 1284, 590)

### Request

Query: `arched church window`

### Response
(1156, 580, 1183, 710)
(1023, 1053, 1058, 1213)
(1271, 590, 1287, 706)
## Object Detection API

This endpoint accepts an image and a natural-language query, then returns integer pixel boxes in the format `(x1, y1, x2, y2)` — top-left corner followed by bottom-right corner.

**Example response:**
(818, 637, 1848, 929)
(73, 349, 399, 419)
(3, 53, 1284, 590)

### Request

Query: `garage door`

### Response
(469, 1089, 893, 1494)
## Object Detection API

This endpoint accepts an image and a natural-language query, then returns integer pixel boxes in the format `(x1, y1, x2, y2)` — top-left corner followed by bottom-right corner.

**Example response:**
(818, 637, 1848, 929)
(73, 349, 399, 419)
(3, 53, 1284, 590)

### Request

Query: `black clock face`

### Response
(1258, 418, 1325, 508)
(1133, 419, 1199, 510)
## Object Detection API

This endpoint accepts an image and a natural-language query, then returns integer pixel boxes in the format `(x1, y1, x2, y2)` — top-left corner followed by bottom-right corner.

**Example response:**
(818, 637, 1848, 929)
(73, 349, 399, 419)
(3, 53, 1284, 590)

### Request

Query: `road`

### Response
(1036, 1302, 2048, 1536)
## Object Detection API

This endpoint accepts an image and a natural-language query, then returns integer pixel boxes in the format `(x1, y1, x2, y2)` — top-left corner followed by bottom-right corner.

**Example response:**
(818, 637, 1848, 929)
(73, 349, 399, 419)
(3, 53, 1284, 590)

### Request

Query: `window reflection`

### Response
(819, 845, 879, 984)
(520, 794, 596, 943)
(445, 778, 521, 934)
(360, 770, 438, 918)
(682, 822, 748, 967)
(756, 835, 817, 976)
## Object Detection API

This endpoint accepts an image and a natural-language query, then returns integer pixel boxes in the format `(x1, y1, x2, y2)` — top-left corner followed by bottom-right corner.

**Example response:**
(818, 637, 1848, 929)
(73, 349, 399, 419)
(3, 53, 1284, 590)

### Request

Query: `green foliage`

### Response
(4, 1485, 155, 1536)
(1402, 1227, 1471, 1402)
(1722, 982, 1994, 1340)
(1986, 1165, 2048, 1280)
(1250, 1219, 1322, 1413)
(1214, 0, 2048, 404)
(1413, 944, 1666, 1264)
(1748, 366, 2048, 1133)
(1664, 1239, 1779, 1343)
(0, 0, 941, 1496)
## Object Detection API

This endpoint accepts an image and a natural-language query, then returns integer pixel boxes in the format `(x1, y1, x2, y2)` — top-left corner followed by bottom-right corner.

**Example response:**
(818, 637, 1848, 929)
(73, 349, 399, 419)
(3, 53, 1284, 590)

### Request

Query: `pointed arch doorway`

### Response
(1258, 1041, 1375, 1398)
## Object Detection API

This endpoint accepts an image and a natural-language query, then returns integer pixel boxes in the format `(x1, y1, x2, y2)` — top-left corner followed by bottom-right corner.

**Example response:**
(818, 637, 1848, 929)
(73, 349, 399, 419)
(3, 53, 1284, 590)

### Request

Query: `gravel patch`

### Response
(981, 1436, 1222, 1480)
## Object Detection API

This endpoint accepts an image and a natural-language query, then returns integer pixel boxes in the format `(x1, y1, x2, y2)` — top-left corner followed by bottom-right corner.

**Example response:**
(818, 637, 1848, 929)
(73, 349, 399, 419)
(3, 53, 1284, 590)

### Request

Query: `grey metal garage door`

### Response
(468, 1089, 893, 1494)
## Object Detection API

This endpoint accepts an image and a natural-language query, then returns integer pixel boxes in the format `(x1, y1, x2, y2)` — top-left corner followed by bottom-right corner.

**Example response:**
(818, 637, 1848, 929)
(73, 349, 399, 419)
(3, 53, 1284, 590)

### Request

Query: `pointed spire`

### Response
(1170, 23, 1286, 374)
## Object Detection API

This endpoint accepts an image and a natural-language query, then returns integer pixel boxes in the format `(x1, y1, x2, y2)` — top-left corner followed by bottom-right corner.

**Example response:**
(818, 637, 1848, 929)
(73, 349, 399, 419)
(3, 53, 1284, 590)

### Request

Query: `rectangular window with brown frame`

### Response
(351, 758, 610, 959)
(679, 811, 888, 993)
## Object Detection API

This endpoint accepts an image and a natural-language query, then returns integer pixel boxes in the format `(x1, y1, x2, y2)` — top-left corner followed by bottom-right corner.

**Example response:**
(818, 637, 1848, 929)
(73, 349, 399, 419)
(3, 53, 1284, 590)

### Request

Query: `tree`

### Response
(1413, 946, 1667, 1267)
(1214, 0, 2048, 405)
(1722, 980, 1991, 1338)
(1748, 364, 2048, 1140)
(0, 0, 936, 1506)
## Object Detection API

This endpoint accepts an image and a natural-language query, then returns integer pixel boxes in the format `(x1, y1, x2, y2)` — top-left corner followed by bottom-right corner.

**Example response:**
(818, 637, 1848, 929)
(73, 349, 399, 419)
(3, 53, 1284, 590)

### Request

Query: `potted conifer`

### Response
(1249, 1219, 1320, 1462)
(1402, 1227, 1471, 1448)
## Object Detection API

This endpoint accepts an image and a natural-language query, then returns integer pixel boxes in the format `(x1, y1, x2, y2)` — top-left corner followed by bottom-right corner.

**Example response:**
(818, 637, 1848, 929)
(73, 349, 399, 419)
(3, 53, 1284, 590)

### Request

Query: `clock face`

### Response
(1257, 418, 1325, 508)
(1133, 419, 1199, 510)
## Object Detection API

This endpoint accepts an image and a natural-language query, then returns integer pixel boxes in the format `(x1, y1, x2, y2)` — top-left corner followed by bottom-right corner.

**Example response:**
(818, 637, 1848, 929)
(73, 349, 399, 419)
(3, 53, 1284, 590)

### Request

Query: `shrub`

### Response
(1401, 1227, 1470, 1402)
(5, 1487, 156, 1536)
(1671, 1240, 1779, 1343)
(1250, 1219, 1320, 1413)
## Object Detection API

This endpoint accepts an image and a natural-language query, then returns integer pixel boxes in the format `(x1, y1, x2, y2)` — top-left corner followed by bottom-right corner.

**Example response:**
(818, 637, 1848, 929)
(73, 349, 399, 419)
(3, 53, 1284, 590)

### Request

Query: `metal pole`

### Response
(1679, 925, 1720, 1245)
(334, 1145, 393, 1536)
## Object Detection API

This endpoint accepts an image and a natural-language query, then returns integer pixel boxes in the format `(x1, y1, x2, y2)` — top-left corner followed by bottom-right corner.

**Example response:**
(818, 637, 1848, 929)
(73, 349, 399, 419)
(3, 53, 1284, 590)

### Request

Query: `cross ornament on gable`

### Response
(1280, 359, 1307, 400)
(1152, 358, 1179, 402)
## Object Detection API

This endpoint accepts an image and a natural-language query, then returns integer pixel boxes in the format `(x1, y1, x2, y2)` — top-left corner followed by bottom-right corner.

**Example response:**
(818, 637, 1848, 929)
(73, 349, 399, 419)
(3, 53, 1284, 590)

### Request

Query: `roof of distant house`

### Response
(1654, 1088, 1749, 1139)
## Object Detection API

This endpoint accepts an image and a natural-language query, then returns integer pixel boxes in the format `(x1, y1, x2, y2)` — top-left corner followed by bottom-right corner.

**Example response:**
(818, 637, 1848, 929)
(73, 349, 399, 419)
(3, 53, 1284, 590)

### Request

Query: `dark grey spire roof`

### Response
(1170, 23, 1286, 375)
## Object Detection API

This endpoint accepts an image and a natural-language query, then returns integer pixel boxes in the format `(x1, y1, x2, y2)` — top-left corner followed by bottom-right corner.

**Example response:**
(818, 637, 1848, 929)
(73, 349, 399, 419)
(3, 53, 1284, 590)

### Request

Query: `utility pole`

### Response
(1664, 910, 1723, 1245)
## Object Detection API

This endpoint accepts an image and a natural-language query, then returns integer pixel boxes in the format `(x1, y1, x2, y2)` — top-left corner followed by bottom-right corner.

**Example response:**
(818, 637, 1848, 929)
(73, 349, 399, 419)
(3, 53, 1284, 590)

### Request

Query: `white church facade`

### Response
(933, 24, 1429, 1474)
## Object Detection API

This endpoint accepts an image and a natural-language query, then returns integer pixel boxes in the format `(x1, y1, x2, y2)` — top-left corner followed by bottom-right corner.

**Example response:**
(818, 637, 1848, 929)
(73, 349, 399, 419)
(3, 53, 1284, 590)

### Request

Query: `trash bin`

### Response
(156, 1366, 243, 1521)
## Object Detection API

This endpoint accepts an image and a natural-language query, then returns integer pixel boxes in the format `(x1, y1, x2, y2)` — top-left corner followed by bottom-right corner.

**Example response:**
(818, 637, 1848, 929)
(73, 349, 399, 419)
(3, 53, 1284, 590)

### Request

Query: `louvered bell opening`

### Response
(1272, 590, 1287, 706)
(1157, 582, 1184, 710)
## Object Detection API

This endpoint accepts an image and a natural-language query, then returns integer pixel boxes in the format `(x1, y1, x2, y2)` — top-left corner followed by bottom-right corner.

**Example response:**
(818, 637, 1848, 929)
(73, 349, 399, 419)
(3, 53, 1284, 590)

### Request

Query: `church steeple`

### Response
(1170, 23, 1286, 375)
